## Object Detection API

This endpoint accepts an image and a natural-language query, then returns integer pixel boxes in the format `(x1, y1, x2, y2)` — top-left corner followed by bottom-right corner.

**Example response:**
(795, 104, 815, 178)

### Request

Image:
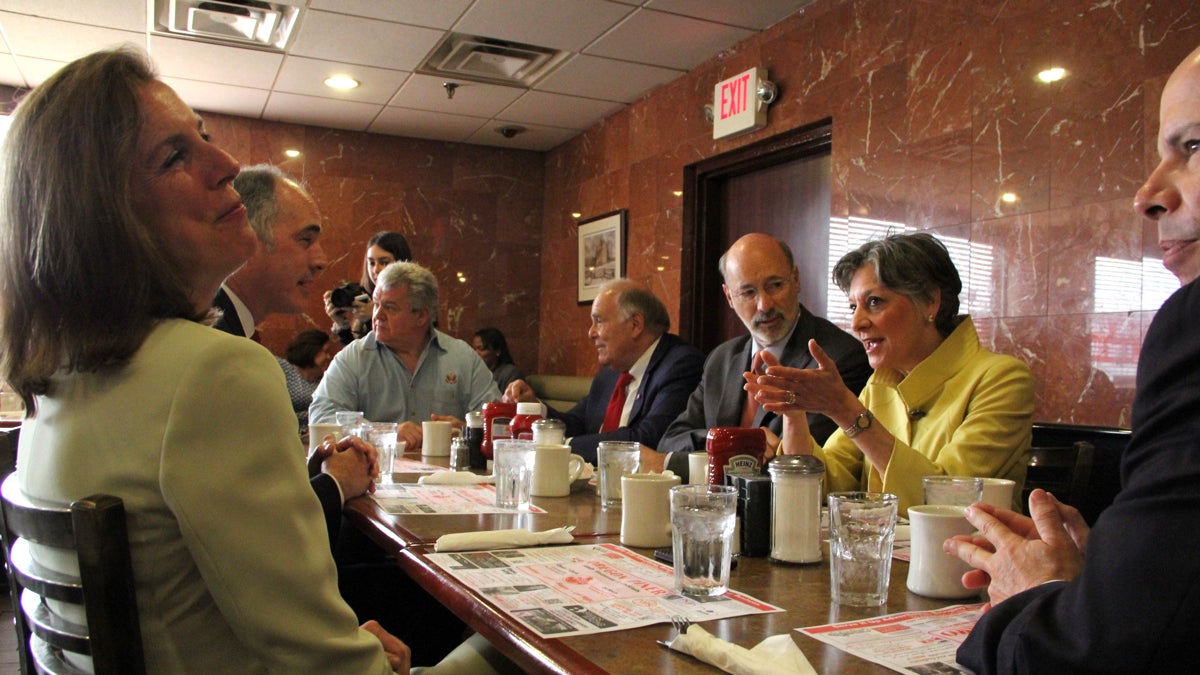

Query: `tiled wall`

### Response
(200, 114, 546, 375)
(538, 0, 1200, 428)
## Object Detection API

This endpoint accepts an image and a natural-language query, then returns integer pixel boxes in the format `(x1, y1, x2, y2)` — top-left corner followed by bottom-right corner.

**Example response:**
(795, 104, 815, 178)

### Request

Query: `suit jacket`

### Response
(958, 280, 1200, 674)
(17, 320, 389, 672)
(657, 305, 871, 476)
(550, 333, 703, 463)
(211, 287, 342, 548)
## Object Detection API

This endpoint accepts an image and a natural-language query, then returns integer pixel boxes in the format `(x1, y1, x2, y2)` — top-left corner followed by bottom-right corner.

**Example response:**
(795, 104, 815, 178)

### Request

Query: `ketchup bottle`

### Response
(508, 402, 543, 441)
(481, 401, 516, 460)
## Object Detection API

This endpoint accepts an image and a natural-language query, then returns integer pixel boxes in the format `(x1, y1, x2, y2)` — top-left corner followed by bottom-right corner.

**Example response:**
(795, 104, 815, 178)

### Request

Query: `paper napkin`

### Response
(433, 527, 575, 552)
(668, 624, 816, 675)
(417, 471, 493, 486)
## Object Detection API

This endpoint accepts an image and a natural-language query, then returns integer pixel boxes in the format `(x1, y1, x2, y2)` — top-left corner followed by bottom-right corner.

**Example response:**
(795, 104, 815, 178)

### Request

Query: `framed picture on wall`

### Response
(577, 209, 627, 304)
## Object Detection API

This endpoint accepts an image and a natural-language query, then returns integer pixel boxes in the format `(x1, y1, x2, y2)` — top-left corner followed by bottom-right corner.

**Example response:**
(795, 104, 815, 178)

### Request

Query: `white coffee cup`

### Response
(307, 423, 342, 454)
(980, 477, 1017, 510)
(620, 472, 681, 548)
(906, 505, 979, 599)
(531, 444, 586, 497)
(422, 420, 454, 457)
(687, 451, 708, 485)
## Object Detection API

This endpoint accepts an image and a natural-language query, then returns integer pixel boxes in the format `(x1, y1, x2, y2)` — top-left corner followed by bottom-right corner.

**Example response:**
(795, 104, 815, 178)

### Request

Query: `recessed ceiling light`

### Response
(324, 75, 359, 90)
(1001, 192, 1019, 203)
(1037, 67, 1066, 83)
(571, 212, 582, 219)
(672, 190, 683, 197)
(284, 149, 300, 158)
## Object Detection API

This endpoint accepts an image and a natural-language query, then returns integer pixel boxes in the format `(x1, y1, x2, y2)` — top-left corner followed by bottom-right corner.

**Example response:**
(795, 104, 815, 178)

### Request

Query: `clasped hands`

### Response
(307, 433, 378, 499)
(944, 489, 1089, 607)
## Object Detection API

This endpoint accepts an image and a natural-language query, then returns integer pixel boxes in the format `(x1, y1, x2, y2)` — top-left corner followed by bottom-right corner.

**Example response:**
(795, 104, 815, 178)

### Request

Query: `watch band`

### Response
(842, 410, 874, 438)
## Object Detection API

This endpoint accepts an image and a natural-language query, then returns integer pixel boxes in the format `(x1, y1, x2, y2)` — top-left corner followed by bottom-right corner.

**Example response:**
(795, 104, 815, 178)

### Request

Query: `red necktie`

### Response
(600, 372, 634, 432)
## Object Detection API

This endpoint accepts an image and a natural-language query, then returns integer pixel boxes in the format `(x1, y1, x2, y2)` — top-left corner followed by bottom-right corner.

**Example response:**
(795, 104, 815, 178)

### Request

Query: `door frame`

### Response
(679, 118, 832, 353)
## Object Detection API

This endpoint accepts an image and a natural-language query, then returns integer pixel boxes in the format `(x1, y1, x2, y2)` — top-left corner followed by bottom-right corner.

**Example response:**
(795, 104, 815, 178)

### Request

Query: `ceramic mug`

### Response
(620, 472, 681, 548)
(906, 504, 979, 599)
(980, 477, 1017, 510)
(531, 444, 586, 497)
(422, 420, 455, 457)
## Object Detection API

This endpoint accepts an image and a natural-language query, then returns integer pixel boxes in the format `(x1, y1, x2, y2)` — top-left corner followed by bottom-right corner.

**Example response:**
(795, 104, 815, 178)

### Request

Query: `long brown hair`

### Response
(0, 48, 204, 414)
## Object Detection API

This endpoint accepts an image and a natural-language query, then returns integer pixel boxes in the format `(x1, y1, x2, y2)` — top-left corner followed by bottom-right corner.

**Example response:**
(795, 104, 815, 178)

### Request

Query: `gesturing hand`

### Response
(943, 489, 1086, 606)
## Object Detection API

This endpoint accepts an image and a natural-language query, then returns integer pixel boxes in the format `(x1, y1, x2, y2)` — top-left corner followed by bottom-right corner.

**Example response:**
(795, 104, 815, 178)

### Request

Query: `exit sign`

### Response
(713, 67, 768, 140)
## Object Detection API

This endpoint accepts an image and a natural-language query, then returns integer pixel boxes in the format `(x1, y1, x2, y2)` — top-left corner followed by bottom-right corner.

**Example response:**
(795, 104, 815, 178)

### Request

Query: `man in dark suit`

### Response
(504, 279, 703, 463)
(647, 233, 871, 478)
(947, 44, 1200, 673)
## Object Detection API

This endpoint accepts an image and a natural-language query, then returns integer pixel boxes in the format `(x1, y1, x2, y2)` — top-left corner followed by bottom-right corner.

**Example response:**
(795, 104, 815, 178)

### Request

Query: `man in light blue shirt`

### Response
(310, 262, 500, 449)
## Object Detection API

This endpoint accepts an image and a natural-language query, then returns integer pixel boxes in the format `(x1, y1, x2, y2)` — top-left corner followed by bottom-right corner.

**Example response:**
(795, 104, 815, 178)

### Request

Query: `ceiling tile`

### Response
(0, 0, 143, 32)
(646, 0, 813, 30)
(290, 10, 444, 71)
(453, 0, 634, 52)
(10, 56, 67, 88)
(150, 35, 283, 90)
(586, 8, 754, 70)
(0, 54, 25, 89)
(463, 121, 580, 151)
(0, 12, 143, 63)
(536, 54, 681, 102)
(389, 73, 524, 117)
(275, 56, 409, 104)
(309, 0, 473, 29)
(162, 77, 270, 120)
(369, 106, 489, 142)
(263, 92, 384, 132)
(499, 91, 622, 130)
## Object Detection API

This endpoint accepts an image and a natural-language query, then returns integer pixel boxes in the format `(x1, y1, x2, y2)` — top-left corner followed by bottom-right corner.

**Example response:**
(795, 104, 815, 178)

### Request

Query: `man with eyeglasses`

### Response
(646, 233, 870, 478)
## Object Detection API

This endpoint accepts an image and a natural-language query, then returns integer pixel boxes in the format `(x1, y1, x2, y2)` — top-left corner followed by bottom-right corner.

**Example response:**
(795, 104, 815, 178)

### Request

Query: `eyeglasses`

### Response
(730, 278, 789, 305)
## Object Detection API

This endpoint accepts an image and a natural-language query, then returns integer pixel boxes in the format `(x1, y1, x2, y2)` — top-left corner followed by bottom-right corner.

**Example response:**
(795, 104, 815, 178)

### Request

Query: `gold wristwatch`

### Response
(842, 410, 874, 438)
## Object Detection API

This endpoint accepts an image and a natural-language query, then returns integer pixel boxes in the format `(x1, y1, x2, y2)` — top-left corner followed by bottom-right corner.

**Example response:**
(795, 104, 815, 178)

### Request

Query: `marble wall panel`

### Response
(538, 0, 1200, 427)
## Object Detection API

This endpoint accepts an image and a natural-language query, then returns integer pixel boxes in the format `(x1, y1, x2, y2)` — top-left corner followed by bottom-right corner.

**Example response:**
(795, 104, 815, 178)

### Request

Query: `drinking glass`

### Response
(493, 439, 536, 510)
(366, 422, 399, 484)
(669, 484, 737, 597)
(923, 476, 984, 506)
(597, 441, 641, 509)
(828, 491, 898, 607)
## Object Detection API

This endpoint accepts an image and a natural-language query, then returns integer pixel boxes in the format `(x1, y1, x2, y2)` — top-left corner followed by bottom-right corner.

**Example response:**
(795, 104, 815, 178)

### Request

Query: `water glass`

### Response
(597, 441, 641, 509)
(828, 491, 898, 607)
(669, 484, 737, 597)
(334, 410, 365, 438)
(493, 439, 536, 510)
(366, 422, 399, 484)
(923, 476, 984, 506)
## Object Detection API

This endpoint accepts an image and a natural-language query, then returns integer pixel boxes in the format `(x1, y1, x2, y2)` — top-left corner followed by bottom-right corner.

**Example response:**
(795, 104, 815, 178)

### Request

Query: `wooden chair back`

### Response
(1022, 441, 1095, 515)
(0, 473, 145, 674)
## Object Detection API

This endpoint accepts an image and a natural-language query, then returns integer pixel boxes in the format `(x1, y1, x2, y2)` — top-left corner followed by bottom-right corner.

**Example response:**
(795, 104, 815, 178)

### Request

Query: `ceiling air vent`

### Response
(152, 0, 302, 51)
(418, 33, 567, 88)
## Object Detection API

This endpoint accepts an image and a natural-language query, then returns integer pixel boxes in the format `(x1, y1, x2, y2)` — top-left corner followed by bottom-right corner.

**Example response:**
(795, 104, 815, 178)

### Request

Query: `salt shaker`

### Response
(449, 436, 472, 471)
(531, 418, 566, 446)
(768, 454, 824, 563)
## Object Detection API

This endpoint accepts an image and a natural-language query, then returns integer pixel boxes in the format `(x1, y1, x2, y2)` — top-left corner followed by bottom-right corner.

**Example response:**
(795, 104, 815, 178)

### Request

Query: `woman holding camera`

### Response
(325, 231, 413, 344)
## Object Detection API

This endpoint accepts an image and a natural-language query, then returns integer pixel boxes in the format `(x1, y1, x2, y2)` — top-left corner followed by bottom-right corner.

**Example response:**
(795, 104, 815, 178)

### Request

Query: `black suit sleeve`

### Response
(309, 473, 342, 551)
(958, 281, 1200, 674)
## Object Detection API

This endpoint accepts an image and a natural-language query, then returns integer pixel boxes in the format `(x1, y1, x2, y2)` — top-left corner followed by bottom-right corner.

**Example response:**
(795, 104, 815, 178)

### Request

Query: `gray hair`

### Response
(832, 232, 962, 336)
(233, 164, 288, 249)
(376, 261, 439, 314)
(718, 236, 794, 282)
(602, 280, 670, 335)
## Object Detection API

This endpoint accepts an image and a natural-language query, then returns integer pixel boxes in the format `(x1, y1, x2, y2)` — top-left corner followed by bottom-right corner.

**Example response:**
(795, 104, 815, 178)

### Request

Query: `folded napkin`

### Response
(417, 471, 493, 486)
(668, 624, 816, 675)
(434, 527, 575, 553)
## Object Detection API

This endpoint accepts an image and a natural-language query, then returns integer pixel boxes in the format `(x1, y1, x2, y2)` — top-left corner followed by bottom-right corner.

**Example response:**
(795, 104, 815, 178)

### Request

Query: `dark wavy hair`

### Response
(360, 230, 413, 293)
(832, 232, 963, 337)
(0, 48, 205, 414)
(473, 327, 515, 366)
(285, 329, 332, 369)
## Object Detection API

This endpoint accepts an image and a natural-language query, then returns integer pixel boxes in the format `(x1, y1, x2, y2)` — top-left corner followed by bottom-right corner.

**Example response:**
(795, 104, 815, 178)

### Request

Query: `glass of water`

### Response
(669, 484, 737, 597)
(366, 422, 399, 484)
(827, 491, 899, 607)
(493, 439, 536, 510)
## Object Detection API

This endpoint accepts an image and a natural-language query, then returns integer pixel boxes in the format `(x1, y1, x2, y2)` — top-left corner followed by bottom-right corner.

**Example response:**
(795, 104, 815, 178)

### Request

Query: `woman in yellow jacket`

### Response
(748, 233, 1033, 514)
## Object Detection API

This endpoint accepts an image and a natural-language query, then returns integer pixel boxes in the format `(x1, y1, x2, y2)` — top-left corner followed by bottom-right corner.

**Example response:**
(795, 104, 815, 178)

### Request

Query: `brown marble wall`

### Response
(539, 0, 1200, 428)
(199, 114, 546, 375)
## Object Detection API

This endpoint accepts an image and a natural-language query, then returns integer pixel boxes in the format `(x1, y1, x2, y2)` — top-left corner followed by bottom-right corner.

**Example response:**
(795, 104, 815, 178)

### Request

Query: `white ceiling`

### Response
(0, 0, 812, 151)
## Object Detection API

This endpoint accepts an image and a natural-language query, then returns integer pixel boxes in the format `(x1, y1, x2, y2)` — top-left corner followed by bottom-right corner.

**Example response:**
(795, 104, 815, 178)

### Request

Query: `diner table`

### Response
(344, 454, 969, 674)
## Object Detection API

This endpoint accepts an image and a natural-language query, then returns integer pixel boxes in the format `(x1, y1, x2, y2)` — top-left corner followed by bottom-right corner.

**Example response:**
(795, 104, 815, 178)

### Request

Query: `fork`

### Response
(671, 615, 691, 637)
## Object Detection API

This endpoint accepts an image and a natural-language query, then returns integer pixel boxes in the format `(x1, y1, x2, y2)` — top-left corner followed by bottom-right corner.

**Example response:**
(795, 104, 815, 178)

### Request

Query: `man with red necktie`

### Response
(504, 279, 703, 464)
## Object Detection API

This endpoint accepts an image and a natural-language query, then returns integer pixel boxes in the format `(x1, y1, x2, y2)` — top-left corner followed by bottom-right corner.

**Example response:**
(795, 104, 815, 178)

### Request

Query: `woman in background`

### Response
(746, 232, 1034, 513)
(279, 329, 336, 436)
(326, 230, 413, 344)
(0, 47, 404, 673)
(472, 327, 524, 393)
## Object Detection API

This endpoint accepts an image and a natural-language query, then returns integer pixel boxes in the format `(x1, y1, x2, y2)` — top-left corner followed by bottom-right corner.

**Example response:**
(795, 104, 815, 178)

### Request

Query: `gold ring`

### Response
(786, 391, 797, 406)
